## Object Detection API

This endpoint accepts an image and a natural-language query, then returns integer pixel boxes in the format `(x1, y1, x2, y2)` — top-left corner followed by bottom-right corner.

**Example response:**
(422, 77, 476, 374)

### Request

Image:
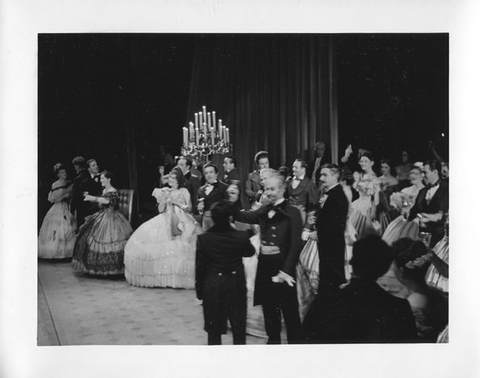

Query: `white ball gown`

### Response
(382, 185, 422, 246)
(38, 180, 76, 259)
(350, 174, 381, 240)
(124, 187, 203, 288)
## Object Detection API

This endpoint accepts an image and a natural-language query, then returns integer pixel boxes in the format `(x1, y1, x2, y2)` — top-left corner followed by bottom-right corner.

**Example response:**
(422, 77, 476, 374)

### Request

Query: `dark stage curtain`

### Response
(185, 34, 338, 206)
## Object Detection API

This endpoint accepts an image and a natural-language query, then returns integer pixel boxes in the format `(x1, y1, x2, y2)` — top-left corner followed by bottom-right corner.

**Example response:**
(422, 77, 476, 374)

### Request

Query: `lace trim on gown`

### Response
(72, 190, 133, 275)
(124, 188, 202, 288)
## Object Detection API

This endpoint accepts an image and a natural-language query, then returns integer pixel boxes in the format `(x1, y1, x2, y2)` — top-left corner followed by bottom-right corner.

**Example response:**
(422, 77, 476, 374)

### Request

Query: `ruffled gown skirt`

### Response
(38, 202, 76, 259)
(382, 215, 420, 246)
(72, 210, 132, 275)
(425, 236, 449, 292)
(350, 196, 378, 240)
(124, 209, 202, 288)
(296, 239, 320, 322)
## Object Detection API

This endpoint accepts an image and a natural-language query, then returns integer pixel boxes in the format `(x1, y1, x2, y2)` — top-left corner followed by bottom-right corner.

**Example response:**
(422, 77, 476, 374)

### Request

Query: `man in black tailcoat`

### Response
(196, 163, 229, 230)
(71, 156, 89, 228)
(177, 156, 201, 207)
(195, 200, 255, 345)
(408, 159, 449, 247)
(77, 158, 102, 227)
(229, 174, 303, 344)
(302, 164, 349, 339)
(315, 163, 350, 294)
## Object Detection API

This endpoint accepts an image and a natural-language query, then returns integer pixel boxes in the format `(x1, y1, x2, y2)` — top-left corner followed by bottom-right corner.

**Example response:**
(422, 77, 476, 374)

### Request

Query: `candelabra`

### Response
(181, 106, 231, 163)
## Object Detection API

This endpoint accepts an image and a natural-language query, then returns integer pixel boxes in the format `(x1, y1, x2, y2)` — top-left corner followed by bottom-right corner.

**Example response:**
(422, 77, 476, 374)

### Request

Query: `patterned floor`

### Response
(37, 259, 270, 346)
(38, 259, 404, 346)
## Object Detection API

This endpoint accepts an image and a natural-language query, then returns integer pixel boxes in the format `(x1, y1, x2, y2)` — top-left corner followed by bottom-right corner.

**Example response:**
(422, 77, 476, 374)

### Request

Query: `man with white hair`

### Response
(229, 173, 303, 344)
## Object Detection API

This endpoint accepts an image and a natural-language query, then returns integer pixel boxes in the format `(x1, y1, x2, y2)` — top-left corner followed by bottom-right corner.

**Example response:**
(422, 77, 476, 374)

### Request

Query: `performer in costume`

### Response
(245, 151, 270, 208)
(38, 163, 76, 259)
(72, 171, 133, 276)
(287, 159, 318, 225)
(70, 156, 89, 228)
(350, 151, 381, 240)
(382, 163, 425, 245)
(408, 160, 448, 247)
(195, 200, 255, 345)
(301, 164, 349, 335)
(196, 163, 228, 230)
(124, 167, 203, 288)
(230, 173, 303, 344)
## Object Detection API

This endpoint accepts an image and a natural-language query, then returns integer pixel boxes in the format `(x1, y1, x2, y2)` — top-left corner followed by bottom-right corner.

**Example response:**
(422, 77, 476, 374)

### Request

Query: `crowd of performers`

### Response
(38, 141, 449, 345)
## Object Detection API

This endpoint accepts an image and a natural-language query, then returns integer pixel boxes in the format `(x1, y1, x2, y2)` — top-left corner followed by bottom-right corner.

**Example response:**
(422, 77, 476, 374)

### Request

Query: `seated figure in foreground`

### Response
(303, 235, 418, 343)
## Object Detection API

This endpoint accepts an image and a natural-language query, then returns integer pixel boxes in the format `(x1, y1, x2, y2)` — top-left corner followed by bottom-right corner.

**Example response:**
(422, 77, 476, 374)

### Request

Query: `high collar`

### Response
(325, 183, 340, 192)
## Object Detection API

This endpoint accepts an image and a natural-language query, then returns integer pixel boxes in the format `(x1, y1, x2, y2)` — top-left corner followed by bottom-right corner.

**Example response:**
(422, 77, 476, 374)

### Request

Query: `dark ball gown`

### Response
(72, 190, 133, 275)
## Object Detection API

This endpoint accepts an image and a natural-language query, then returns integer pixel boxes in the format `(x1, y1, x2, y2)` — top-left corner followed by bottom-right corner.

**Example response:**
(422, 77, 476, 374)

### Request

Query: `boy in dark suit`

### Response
(195, 200, 255, 345)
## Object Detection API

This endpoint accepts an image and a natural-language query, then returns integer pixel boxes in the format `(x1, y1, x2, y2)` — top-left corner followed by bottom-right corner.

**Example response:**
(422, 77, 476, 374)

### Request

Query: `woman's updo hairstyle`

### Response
(359, 150, 375, 162)
(101, 170, 114, 184)
(169, 166, 185, 188)
(254, 151, 269, 166)
(54, 163, 66, 175)
(380, 158, 393, 170)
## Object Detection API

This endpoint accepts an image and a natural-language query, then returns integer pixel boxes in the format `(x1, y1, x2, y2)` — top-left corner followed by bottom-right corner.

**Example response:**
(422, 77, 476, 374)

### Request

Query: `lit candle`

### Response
(221, 125, 226, 141)
(195, 127, 199, 145)
(207, 112, 212, 128)
(194, 113, 199, 129)
(203, 122, 207, 136)
(226, 127, 230, 144)
(202, 106, 207, 124)
(211, 127, 215, 144)
(212, 111, 217, 134)
(183, 127, 188, 146)
(189, 122, 194, 139)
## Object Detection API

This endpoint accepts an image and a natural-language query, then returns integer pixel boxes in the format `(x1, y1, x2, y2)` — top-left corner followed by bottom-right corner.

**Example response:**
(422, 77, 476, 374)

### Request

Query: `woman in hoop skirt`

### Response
(350, 151, 381, 240)
(38, 163, 77, 259)
(72, 171, 133, 276)
(382, 164, 425, 246)
(124, 167, 203, 288)
(377, 158, 399, 234)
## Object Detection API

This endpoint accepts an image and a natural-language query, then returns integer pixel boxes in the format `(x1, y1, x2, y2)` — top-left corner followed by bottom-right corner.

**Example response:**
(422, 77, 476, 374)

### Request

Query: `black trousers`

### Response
(255, 254, 302, 344)
(203, 269, 247, 345)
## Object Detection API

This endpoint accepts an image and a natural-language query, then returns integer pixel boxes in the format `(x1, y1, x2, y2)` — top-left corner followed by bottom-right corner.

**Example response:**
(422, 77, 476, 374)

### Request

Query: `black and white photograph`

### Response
(1, 1, 479, 377)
